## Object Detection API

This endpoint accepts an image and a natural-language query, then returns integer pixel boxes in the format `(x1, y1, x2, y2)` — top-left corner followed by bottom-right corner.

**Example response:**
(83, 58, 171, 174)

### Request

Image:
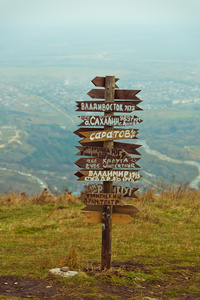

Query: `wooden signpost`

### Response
(79, 142, 142, 155)
(74, 127, 139, 140)
(82, 212, 134, 225)
(87, 89, 140, 99)
(78, 115, 143, 127)
(79, 128, 139, 143)
(74, 75, 143, 270)
(80, 193, 125, 206)
(75, 146, 130, 158)
(75, 169, 142, 182)
(76, 100, 142, 112)
(75, 157, 140, 169)
(81, 204, 140, 215)
(92, 76, 119, 88)
(74, 127, 104, 137)
(84, 183, 139, 198)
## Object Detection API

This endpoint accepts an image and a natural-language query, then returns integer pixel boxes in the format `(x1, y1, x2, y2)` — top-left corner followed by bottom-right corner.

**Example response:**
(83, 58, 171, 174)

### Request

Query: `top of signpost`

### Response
(92, 76, 119, 88)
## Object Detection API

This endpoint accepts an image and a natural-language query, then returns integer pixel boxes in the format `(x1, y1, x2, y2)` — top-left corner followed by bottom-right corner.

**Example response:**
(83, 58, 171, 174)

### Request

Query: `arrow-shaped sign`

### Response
(87, 89, 140, 99)
(74, 127, 104, 137)
(76, 146, 130, 158)
(75, 127, 139, 139)
(82, 211, 133, 224)
(78, 115, 143, 127)
(79, 193, 125, 206)
(81, 204, 140, 216)
(75, 157, 140, 169)
(76, 100, 142, 112)
(79, 142, 142, 155)
(75, 169, 142, 182)
(84, 184, 139, 198)
(79, 129, 139, 143)
(91, 76, 119, 88)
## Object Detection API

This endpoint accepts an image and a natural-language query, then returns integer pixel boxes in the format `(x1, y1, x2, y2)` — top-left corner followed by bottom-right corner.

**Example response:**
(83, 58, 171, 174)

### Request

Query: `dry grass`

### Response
(0, 184, 200, 299)
(1, 183, 199, 207)
(0, 188, 80, 206)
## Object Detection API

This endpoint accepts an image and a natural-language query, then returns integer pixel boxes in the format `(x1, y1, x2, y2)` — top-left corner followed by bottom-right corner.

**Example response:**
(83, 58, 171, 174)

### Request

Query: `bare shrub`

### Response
(0, 189, 80, 206)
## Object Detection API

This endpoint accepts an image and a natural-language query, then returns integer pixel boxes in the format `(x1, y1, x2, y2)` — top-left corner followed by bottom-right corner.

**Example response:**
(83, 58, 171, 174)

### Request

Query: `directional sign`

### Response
(79, 193, 125, 206)
(76, 146, 130, 158)
(81, 204, 140, 216)
(78, 115, 143, 127)
(76, 100, 142, 112)
(84, 183, 139, 198)
(82, 212, 133, 224)
(80, 142, 142, 155)
(79, 129, 139, 143)
(74, 127, 104, 138)
(74, 127, 140, 139)
(75, 157, 140, 169)
(87, 89, 140, 99)
(75, 170, 142, 182)
(92, 76, 119, 88)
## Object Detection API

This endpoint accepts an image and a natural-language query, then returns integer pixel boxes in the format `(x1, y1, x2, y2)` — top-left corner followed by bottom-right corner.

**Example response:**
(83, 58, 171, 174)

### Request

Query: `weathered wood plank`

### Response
(79, 193, 125, 206)
(82, 211, 133, 224)
(76, 146, 130, 158)
(114, 142, 141, 155)
(78, 115, 143, 127)
(79, 128, 138, 143)
(78, 142, 142, 155)
(74, 127, 103, 137)
(75, 157, 140, 169)
(91, 76, 119, 88)
(84, 184, 139, 198)
(87, 89, 140, 99)
(75, 169, 142, 182)
(76, 100, 142, 112)
(81, 204, 140, 216)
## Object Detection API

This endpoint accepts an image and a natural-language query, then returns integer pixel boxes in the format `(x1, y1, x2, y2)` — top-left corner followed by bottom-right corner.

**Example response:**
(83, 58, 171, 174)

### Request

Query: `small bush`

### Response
(0, 188, 80, 206)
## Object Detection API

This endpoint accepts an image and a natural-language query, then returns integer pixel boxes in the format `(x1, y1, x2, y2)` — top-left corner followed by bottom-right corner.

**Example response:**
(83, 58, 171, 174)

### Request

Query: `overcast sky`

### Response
(0, 0, 200, 31)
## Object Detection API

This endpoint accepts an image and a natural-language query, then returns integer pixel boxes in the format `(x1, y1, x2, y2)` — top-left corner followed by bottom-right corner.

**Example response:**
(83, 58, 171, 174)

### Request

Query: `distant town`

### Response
(0, 76, 200, 113)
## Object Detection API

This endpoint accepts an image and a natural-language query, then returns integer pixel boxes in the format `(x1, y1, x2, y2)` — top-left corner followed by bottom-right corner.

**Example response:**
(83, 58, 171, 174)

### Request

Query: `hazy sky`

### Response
(0, 0, 199, 65)
(0, 0, 200, 30)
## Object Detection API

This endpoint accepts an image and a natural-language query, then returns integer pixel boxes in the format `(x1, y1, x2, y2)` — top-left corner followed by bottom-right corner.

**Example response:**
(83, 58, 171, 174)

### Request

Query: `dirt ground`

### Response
(0, 261, 199, 299)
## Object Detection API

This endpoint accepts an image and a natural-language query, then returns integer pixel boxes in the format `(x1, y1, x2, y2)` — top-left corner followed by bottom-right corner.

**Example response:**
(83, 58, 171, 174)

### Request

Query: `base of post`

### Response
(101, 204, 112, 270)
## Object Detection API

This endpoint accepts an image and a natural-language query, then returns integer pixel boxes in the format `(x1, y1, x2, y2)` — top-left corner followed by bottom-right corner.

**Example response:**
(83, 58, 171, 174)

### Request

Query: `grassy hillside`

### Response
(0, 186, 199, 299)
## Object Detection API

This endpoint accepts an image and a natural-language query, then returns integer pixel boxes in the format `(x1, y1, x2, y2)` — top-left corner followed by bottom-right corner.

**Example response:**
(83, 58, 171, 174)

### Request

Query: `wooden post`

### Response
(101, 76, 115, 270)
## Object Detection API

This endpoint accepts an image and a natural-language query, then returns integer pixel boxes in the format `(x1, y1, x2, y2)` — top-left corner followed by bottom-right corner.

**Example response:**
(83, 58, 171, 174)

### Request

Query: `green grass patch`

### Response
(189, 145, 200, 154)
(0, 188, 200, 299)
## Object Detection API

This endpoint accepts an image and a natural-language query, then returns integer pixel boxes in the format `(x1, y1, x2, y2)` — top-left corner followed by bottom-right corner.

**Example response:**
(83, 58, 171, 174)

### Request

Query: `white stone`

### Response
(49, 268, 78, 278)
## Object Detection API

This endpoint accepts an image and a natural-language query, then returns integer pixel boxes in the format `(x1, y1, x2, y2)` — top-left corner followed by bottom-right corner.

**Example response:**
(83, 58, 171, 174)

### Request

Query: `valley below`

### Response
(0, 66, 199, 195)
